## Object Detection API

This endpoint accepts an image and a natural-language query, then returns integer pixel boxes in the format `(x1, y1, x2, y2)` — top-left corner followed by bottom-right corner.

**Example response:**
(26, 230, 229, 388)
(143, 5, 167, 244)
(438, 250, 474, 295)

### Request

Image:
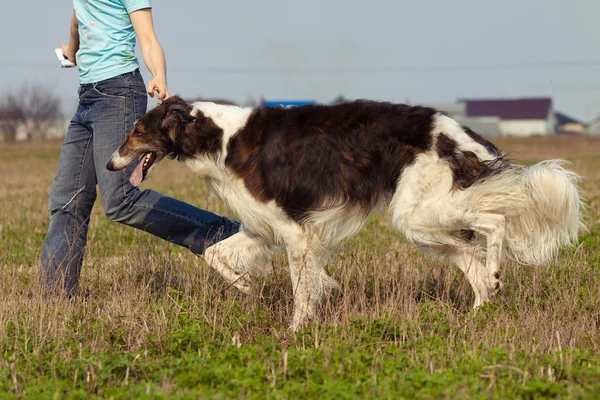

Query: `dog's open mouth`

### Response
(129, 152, 156, 187)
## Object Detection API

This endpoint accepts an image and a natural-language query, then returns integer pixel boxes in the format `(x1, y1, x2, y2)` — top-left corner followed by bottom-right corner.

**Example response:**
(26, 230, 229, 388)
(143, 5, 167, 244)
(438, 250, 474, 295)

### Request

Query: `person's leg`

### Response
(41, 92, 98, 296)
(91, 70, 241, 255)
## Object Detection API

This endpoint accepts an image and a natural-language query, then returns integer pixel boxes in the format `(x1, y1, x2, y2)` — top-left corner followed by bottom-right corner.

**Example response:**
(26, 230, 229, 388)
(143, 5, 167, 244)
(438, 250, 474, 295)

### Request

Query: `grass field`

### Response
(1, 136, 599, 399)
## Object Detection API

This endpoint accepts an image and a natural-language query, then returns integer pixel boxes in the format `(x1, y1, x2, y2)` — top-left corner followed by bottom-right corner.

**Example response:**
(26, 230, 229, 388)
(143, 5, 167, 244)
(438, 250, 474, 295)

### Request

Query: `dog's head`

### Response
(106, 96, 223, 186)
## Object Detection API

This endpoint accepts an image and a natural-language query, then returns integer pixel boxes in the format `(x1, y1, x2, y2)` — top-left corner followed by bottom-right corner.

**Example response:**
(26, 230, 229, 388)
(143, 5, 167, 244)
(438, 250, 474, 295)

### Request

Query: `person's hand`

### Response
(147, 77, 170, 102)
(61, 43, 77, 64)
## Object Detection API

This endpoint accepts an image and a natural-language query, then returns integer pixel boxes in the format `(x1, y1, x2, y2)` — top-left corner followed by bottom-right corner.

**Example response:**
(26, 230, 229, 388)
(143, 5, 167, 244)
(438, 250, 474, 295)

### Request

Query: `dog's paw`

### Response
(289, 306, 318, 332)
(230, 274, 252, 294)
(473, 272, 502, 309)
(489, 271, 502, 297)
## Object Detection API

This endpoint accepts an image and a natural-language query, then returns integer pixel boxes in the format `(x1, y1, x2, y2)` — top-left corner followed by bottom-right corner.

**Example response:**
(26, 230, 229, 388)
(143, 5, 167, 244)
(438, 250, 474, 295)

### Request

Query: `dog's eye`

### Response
(133, 130, 142, 137)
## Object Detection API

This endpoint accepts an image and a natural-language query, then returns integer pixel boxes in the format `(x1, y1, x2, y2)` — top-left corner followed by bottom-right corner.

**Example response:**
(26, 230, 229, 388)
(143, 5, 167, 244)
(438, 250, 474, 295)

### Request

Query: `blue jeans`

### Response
(41, 69, 241, 296)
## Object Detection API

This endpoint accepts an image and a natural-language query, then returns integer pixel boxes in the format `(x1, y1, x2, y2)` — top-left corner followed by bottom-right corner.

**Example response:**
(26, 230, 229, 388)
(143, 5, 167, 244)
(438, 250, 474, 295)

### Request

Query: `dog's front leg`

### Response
(445, 250, 488, 308)
(462, 213, 506, 302)
(283, 230, 323, 332)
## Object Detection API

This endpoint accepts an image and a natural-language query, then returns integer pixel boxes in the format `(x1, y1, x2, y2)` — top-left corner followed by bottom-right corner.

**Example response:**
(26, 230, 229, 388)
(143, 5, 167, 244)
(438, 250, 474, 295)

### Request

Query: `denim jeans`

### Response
(41, 69, 241, 296)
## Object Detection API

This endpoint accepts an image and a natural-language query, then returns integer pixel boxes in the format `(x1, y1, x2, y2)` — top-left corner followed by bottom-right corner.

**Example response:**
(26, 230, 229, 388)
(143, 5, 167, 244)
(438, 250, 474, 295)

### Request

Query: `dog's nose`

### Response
(106, 160, 114, 171)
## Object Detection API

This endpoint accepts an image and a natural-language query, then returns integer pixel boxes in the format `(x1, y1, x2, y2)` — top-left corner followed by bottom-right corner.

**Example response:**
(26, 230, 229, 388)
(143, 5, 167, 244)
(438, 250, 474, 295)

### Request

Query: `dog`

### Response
(107, 96, 584, 331)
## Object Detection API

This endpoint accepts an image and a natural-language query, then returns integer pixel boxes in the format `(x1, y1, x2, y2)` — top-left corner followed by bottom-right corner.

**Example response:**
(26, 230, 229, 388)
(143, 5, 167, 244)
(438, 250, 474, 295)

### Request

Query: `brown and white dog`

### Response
(107, 96, 584, 331)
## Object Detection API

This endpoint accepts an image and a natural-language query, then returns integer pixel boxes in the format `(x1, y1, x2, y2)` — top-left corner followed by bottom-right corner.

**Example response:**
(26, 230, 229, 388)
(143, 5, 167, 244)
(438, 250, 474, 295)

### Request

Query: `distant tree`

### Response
(329, 95, 347, 105)
(241, 95, 258, 108)
(0, 83, 63, 141)
(0, 106, 25, 142)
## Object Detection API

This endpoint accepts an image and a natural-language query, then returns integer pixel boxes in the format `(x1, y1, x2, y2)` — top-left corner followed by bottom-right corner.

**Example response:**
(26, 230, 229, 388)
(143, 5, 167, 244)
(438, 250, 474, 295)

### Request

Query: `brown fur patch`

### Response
(436, 133, 508, 190)
(116, 97, 510, 224)
(225, 101, 438, 222)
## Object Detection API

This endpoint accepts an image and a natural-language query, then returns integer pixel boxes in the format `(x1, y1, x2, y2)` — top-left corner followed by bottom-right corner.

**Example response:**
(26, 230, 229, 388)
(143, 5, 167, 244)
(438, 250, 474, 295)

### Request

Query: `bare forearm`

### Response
(130, 9, 169, 99)
(140, 41, 167, 82)
(68, 11, 80, 53)
(61, 11, 79, 63)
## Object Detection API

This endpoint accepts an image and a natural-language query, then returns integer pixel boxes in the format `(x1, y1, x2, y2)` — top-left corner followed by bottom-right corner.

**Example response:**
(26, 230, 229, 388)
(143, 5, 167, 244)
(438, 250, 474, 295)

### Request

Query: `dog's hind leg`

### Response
(204, 231, 272, 294)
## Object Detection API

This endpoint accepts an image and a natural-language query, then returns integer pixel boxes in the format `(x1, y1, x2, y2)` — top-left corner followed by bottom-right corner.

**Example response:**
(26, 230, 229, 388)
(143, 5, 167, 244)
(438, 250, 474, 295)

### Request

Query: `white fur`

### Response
(184, 103, 583, 330)
(190, 102, 253, 159)
(431, 113, 497, 161)
(390, 150, 583, 305)
(109, 148, 137, 170)
(185, 103, 252, 180)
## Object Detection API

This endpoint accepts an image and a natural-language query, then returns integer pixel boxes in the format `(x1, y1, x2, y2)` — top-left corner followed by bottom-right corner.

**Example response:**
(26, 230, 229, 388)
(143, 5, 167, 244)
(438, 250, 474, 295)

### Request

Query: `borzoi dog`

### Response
(107, 96, 584, 331)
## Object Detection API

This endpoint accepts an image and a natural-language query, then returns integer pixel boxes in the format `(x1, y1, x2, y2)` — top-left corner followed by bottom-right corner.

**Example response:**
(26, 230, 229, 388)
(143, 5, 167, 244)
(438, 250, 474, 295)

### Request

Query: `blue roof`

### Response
(262, 100, 316, 108)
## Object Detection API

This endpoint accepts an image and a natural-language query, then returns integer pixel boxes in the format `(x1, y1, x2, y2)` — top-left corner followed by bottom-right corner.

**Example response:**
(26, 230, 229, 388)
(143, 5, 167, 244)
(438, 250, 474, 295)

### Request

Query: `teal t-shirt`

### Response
(73, 0, 152, 84)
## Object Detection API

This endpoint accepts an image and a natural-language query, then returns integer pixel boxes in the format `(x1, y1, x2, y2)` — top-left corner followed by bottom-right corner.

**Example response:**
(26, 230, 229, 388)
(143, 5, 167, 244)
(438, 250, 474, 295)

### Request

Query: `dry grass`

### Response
(0, 136, 599, 398)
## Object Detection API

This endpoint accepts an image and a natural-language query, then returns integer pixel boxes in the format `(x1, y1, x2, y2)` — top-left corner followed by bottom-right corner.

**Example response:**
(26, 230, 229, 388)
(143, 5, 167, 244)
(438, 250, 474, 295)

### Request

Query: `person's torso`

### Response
(73, 0, 151, 84)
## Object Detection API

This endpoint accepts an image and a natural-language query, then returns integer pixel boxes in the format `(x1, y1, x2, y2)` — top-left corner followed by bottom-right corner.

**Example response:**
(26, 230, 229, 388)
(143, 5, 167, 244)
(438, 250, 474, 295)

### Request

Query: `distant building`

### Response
(423, 102, 466, 118)
(554, 111, 587, 134)
(421, 102, 502, 137)
(462, 97, 555, 137)
(588, 116, 600, 136)
(420, 98, 558, 137)
(459, 116, 502, 137)
(0, 118, 68, 141)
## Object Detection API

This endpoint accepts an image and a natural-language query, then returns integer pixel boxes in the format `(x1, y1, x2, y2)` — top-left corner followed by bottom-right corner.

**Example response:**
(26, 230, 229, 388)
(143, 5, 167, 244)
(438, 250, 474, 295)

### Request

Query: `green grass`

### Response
(3, 312, 600, 399)
(5, 325, 600, 399)
(1, 137, 600, 399)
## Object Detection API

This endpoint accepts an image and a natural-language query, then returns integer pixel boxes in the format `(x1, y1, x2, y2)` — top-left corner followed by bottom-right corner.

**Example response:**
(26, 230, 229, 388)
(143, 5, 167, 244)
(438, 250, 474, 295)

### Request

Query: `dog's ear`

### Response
(162, 104, 195, 141)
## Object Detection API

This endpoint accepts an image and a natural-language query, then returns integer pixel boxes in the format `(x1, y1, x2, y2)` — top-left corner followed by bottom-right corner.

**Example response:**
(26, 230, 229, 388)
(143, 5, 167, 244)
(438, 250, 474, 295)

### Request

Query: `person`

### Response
(42, 0, 242, 297)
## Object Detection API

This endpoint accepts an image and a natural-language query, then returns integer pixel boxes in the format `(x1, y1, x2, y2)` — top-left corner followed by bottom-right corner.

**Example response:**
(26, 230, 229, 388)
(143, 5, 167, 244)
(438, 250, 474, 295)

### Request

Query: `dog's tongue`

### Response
(129, 161, 144, 187)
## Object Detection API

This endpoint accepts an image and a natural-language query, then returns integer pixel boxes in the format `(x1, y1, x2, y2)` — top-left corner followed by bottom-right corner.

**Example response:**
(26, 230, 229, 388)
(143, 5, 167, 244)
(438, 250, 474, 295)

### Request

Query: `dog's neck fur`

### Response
(185, 102, 252, 179)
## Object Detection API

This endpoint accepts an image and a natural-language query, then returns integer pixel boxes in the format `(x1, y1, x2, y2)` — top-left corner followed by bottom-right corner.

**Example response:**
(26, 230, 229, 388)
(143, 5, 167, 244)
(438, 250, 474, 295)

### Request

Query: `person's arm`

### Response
(61, 11, 79, 64)
(130, 8, 170, 101)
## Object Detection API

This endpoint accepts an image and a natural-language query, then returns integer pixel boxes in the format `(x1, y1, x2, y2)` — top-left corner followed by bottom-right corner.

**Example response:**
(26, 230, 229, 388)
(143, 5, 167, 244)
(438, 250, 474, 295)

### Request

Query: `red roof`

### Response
(463, 98, 552, 120)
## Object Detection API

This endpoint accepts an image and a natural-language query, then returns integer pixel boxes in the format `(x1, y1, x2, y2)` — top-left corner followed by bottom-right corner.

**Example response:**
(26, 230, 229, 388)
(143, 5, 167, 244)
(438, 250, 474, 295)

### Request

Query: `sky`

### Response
(0, 0, 599, 121)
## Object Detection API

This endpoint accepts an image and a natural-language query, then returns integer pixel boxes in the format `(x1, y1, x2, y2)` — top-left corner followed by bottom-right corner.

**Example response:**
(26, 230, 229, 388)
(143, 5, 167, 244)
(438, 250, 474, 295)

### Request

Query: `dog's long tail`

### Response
(501, 160, 584, 266)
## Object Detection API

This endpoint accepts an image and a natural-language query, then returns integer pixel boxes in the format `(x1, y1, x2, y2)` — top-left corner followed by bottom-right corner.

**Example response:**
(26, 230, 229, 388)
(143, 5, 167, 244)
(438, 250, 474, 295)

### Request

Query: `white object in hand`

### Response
(55, 48, 75, 68)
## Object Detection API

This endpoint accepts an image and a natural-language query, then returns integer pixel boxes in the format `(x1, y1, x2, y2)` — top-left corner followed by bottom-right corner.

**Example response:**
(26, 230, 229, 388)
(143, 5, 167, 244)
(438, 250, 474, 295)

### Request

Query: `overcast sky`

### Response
(1, 0, 598, 121)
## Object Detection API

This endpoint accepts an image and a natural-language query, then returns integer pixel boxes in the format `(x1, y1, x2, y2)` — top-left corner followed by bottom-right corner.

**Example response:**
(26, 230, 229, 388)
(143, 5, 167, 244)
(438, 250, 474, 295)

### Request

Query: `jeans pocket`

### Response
(92, 80, 128, 99)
